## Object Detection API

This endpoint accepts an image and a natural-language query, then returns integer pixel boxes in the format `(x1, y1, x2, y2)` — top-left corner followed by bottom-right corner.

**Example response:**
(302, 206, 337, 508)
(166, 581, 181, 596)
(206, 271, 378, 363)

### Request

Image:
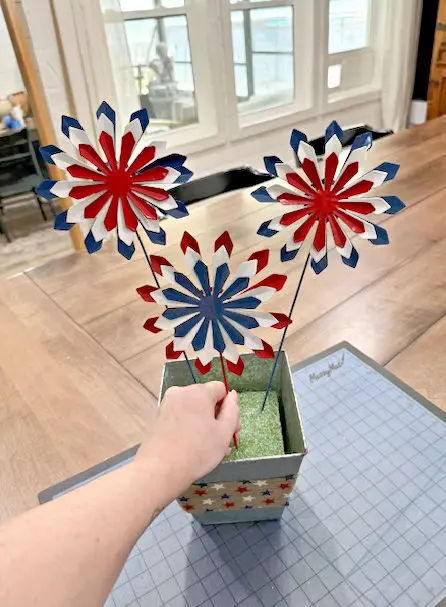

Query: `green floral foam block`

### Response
(226, 391, 284, 461)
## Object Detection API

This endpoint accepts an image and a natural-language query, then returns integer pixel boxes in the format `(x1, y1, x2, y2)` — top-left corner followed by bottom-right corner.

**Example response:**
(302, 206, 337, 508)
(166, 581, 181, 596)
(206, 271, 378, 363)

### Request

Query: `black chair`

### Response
(169, 166, 272, 207)
(301, 123, 393, 159)
(169, 125, 392, 210)
(0, 128, 53, 242)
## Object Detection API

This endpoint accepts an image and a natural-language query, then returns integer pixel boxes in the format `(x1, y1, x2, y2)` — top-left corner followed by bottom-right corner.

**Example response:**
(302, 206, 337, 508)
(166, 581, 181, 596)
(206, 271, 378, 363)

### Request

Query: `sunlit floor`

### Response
(0, 202, 72, 279)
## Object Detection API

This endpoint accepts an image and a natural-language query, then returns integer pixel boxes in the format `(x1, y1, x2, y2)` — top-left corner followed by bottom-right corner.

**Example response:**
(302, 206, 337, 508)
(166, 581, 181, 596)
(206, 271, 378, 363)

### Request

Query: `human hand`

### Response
(135, 382, 240, 498)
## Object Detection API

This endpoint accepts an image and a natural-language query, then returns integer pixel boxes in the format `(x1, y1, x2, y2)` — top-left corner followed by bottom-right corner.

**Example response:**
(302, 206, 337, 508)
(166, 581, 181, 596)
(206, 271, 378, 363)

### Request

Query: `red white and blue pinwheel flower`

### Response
(137, 232, 291, 376)
(37, 101, 192, 259)
(252, 121, 405, 274)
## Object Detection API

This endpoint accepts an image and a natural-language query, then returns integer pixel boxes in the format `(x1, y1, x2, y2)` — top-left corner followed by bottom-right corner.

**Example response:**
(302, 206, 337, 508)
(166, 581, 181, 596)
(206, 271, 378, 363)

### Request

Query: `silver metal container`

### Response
(159, 352, 307, 524)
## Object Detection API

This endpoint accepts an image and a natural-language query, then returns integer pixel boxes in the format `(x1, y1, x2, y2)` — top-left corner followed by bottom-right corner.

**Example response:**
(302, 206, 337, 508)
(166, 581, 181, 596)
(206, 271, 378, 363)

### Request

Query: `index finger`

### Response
(201, 381, 227, 404)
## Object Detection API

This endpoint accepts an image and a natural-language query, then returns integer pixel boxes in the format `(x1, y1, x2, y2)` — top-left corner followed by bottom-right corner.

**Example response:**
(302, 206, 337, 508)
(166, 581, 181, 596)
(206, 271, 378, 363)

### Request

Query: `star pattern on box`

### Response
(137, 231, 291, 375)
(37, 101, 192, 259)
(252, 121, 405, 274)
(178, 475, 297, 513)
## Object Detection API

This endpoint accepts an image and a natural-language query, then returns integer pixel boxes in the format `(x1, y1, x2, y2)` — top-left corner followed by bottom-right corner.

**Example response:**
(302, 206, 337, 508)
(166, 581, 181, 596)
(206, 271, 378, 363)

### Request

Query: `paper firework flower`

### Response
(252, 121, 405, 274)
(37, 101, 192, 259)
(137, 231, 291, 375)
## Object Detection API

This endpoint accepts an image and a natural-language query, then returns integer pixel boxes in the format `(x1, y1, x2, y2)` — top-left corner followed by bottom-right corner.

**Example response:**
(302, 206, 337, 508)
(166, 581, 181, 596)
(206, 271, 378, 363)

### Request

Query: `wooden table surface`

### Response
(1, 118, 446, 521)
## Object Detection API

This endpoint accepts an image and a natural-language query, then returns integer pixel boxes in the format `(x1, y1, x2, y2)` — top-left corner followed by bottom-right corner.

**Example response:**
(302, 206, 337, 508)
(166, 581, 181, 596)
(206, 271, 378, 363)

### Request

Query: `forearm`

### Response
(0, 454, 175, 607)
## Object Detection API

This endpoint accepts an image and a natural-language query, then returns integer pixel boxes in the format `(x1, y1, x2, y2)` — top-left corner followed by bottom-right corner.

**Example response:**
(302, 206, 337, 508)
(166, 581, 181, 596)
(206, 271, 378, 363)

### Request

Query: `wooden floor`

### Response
(1, 118, 446, 522)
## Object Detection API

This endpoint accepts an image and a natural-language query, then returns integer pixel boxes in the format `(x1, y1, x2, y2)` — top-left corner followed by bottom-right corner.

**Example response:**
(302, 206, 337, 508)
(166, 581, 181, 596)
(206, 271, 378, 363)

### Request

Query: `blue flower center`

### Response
(199, 295, 223, 320)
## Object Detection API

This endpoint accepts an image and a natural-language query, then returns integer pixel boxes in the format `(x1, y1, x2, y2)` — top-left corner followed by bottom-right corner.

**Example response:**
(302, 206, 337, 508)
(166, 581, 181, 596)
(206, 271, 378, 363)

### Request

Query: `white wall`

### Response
(0, 9, 24, 98)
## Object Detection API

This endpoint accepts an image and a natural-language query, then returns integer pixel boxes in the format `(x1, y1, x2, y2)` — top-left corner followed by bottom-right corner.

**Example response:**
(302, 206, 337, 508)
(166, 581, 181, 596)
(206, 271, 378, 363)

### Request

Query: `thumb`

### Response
(217, 390, 240, 439)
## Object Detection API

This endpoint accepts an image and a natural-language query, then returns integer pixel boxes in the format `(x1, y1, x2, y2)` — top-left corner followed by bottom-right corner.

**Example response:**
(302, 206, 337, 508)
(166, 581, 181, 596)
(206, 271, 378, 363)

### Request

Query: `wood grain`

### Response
(2, 118, 446, 520)
(88, 174, 446, 364)
(0, 275, 156, 521)
(123, 228, 446, 397)
(387, 315, 446, 412)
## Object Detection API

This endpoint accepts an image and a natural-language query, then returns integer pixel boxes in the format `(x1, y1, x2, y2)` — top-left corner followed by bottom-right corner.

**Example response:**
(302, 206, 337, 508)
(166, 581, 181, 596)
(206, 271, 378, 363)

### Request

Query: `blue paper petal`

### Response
(290, 129, 308, 154)
(85, 232, 103, 254)
(251, 186, 276, 204)
(117, 239, 135, 260)
(54, 210, 73, 231)
(383, 196, 405, 215)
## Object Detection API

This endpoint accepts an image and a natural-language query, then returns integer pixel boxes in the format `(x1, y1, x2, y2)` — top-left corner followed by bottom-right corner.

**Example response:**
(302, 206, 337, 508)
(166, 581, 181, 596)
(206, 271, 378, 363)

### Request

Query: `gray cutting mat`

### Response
(39, 342, 446, 607)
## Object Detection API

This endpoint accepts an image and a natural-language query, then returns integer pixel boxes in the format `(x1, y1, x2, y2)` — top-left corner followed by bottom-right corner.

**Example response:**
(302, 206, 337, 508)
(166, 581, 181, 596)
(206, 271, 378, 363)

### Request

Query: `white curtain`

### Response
(381, 0, 423, 132)
(101, 0, 139, 125)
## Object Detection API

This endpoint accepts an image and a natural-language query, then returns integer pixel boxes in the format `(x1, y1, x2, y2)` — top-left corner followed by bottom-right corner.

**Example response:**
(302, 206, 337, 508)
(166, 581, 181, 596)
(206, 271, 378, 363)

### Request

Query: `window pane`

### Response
(231, 11, 246, 63)
(251, 7, 292, 53)
(124, 15, 197, 131)
(234, 65, 248, 99)
(327, 64, 342, 89)
(231, 6, 294, 115)
(329, 0, 370, 54)
(252, 54, 293, 102)
(119, 0, 184, 10)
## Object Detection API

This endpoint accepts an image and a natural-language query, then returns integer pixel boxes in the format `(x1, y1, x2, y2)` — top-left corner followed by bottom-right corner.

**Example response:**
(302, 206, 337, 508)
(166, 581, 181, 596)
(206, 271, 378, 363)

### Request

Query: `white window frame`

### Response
(324, 0, 389, 112)
(219, 0, 317, 142)
(55, 0, 389, 157)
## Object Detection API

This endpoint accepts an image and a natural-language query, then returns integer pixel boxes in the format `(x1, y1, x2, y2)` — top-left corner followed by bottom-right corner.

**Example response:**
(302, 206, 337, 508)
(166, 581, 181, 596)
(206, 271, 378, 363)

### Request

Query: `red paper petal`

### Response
(121, 197, 138, 231)
(270, 313, 292, 329)
(293, 214, 317, 244)
(195, 358, 212, 374)
(337, 201, 375, 215)
(132, 184, 169, 200)
(324, 152, 339, 190)
(127, 191, 158, 220)
(131, 166, 169, 183)
(253, 340, 275, 359)
(136, 285, 157, 302)
(226, 357, 245, 376)
(70, 183, 106, 200)
(277, 192, 313, 205)
(104, 195, 119, 231)
(143, 317, 162, 333)
(150, 255, 172, 275)
(312, 218, 327, 253)
(84, 191, 112, 219)
(247, 274, 287, 292)
(127, 145, 157, 174)
(279, 208, 310, 227)
(166, 341, 183, 360)
(78, 143, 109, 174)
(335, 209, 367, 235)
(66, 165, 107, 182)
(332, 162, 359, 194)
(286, 171, 315, 197)
(119, 131, 136, 169)
(248, 249, 269, 273)
(99, 131, 117, 171)
(214, 231, 233, 256)
(302, 158, 322, 190)
(336, 177, 373, 199)
(328, 215, 347, 248)
(181, 232, 201, 255)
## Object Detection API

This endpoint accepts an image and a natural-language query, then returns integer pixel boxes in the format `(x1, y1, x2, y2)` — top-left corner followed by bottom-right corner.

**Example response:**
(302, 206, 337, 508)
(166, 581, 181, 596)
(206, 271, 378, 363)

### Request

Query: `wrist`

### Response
(132, 444, 193, 507)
